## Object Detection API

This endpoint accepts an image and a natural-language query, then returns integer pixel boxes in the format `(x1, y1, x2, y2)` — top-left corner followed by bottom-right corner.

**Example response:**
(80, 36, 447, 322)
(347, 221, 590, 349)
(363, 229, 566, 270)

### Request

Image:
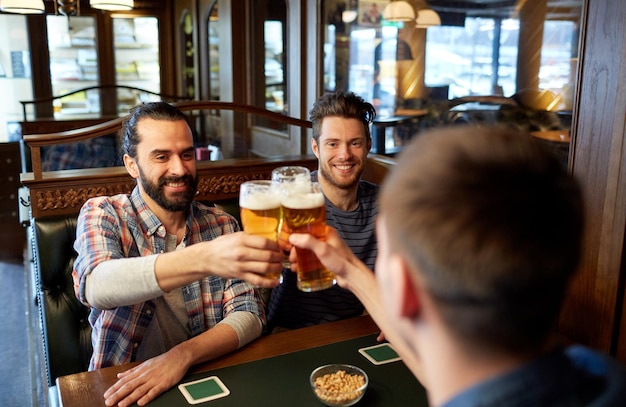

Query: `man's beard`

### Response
(138, 166, 198, 212)
(319, 161, 362, 190)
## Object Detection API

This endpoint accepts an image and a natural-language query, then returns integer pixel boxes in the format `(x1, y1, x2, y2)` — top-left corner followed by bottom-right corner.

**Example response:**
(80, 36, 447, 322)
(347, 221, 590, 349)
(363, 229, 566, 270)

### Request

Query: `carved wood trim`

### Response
(20, 154, 396, 220)
(21, 156, 318, 219)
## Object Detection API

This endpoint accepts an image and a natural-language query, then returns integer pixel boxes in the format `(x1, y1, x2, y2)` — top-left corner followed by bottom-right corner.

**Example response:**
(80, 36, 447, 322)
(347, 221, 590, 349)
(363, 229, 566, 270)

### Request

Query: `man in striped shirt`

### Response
(265, 91, 378, 333)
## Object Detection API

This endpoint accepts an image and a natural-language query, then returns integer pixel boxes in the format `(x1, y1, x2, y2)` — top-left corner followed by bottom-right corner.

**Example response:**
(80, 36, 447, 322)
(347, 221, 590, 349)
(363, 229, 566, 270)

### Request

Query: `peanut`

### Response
(313, 369, 366, 405)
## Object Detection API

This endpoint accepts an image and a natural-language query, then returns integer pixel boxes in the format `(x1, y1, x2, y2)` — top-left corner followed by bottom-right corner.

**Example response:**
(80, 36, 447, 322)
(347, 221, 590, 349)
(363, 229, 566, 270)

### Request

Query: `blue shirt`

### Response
(443, 346, 626, 407)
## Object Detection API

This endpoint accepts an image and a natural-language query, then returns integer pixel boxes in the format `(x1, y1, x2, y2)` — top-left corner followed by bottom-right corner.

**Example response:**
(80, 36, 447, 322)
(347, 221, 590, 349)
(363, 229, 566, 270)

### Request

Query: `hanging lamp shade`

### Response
(90, 0, 134, 11)
(0, 0, 45, 14)
(342, 10, 358, 23)
(382, 1, 416, 22)
(415, 9, 441, 28)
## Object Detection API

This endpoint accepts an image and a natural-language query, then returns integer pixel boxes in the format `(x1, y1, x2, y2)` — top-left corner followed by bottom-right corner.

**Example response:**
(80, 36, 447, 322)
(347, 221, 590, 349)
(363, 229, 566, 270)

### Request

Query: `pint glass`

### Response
(239, 180, 283, 281)
(281, 182, 336, 292)
(271, 166, 311, 188)
(271, 166, 312, 267)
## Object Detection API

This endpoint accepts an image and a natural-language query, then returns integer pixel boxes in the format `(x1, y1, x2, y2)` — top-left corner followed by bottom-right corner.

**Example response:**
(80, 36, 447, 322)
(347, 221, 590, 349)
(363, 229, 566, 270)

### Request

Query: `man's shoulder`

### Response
(358, 179, 380, 204)
(566, 345, 626, 378)
(564, 346, 626, 405)
(359, 179, 380, 192)
(82, 193, 132, 212)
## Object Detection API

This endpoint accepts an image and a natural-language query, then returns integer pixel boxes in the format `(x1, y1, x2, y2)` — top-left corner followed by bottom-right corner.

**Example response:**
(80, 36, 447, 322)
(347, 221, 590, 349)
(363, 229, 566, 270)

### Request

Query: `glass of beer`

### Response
(271, 166, 312, 267)
(281, 181, 336, 292)
(271, 166, 311, 187)
(239, 180, 283, 282)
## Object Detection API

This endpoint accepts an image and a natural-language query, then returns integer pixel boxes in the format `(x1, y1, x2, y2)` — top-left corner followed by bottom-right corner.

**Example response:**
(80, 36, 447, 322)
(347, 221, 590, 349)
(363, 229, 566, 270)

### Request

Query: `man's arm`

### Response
(102, 317, 249, 407)
(85, 256, 161, 309)
(153, 233, 284, 291)
(101, 282, 263, 407)
(289, 227, 425, 383)
(74, 197, 285, 308)
(85, 233, 287, 309)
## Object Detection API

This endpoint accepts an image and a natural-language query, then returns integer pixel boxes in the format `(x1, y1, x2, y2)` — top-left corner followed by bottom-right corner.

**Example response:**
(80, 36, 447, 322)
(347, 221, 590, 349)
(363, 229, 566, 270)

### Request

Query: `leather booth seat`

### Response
(32, 215, 92, 388)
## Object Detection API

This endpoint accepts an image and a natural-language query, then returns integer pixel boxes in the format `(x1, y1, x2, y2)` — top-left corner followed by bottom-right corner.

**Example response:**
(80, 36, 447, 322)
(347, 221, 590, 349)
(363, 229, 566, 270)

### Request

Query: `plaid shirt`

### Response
(73, 187, 264, 369)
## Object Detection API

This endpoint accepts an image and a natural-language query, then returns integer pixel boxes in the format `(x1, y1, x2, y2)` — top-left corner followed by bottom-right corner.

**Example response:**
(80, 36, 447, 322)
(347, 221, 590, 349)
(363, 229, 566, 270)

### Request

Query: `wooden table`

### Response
(530, 129, 571, 143)
(371, 109, 429, 155)
(56, 315, 381, 407)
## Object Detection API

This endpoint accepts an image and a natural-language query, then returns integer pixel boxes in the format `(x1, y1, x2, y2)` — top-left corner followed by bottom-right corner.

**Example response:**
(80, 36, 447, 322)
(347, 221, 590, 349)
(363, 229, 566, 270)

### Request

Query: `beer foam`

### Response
(282, 192, 325, 209)
(240, 193, 281, 210)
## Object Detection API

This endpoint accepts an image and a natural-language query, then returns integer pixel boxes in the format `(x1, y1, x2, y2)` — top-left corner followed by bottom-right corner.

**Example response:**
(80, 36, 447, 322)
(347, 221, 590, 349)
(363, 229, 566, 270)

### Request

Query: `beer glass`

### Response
(281, 182, 336, 292)
(271, 166, 312, 267)
(271, 166, 311, 188)
(239, 180, 283, 281)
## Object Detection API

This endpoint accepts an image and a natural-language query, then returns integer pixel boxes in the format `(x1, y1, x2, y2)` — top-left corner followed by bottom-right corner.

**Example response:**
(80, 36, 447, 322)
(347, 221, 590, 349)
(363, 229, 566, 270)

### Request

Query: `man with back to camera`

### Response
(72, 102, 283, 407)
(289, 125, 626, 406)
(265, 91, 379, 333)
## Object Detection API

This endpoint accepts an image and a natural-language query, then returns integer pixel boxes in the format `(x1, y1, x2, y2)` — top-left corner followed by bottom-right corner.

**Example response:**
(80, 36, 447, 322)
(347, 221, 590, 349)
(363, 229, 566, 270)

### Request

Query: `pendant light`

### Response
(415, 8, 441, 28)
(0, 0, 45, 14)
(90, 0, 133, 11)
(382, 1, 416, 22)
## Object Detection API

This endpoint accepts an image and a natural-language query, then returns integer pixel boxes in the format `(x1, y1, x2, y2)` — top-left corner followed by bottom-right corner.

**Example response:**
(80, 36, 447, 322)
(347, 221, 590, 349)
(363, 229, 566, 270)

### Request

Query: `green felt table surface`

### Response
(149, 334, 428, 406)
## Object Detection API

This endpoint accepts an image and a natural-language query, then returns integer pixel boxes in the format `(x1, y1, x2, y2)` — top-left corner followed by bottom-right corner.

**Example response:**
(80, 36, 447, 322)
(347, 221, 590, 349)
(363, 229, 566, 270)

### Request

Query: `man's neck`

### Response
(140, 191, 187, 241)
(318, 175, 359, 211)
(158, 210, 187, 239)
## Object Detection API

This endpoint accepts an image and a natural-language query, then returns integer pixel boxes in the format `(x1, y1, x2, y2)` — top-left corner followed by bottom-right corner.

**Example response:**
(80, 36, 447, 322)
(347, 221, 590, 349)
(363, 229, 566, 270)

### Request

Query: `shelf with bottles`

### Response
(47, 15, 99, 92)
(115, 61, 160, 82)
(47, 16, 97, 50)
(114, 42, 159, 51)
(49, 52, 96, 79)
(113, 16, 160, 91)
(50, 58, 98, 82)
(115, 79, 160, 92)
(52, 87, 101, 116)
(113, 17, 159, 49)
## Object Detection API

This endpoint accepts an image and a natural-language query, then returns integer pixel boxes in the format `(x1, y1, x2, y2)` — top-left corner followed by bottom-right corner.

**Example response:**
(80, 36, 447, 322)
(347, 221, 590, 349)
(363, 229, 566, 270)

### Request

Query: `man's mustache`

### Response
(158, 175, 194, 186)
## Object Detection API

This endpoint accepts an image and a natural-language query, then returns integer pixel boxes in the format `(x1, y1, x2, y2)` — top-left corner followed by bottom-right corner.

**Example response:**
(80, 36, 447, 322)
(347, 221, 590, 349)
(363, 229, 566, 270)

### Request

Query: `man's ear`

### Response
(399, 263, 421, 318)
(123, 154, 140, 179)
(311, 137, 320, 159)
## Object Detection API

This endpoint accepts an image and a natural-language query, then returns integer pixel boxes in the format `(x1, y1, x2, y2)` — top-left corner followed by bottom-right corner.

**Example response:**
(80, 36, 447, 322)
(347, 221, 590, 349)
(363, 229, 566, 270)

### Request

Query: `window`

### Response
(323, 1, 579, 112)
(207, 2, 219, 100)
(425, 17, 576, 106)
(264, 20, 285, 113)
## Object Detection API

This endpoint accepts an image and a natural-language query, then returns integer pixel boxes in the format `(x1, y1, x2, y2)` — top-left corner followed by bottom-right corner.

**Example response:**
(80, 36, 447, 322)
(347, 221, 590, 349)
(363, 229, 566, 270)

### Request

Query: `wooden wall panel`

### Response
(558, 0, 626, 361)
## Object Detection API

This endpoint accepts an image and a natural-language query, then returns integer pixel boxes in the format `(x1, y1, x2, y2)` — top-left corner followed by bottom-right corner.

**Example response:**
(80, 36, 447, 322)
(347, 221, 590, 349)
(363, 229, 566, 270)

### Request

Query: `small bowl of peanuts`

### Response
(310, 364, 369, 406)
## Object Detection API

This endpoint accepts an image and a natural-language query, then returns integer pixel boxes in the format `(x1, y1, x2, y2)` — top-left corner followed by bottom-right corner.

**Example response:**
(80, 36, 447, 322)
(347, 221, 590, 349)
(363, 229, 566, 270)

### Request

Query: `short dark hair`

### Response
(120, 102, 192, 158)
(381, 125, 583, 354)
(309, 92, 376, 142)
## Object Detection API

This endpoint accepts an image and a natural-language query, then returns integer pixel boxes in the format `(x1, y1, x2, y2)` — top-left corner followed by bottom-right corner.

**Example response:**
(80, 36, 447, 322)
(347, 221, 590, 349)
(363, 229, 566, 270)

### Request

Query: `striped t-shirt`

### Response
(265, 172, 378, 332)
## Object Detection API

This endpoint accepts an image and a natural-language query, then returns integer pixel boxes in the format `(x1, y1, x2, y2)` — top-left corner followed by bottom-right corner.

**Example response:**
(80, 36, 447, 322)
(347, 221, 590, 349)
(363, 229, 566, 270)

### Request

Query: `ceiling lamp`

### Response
(0, 0, 45, 14)
(382, 1, 416, 22)
(415, 8, 441, 28)
(90, 0, 134, 11)
(341, 10, 358, 23)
